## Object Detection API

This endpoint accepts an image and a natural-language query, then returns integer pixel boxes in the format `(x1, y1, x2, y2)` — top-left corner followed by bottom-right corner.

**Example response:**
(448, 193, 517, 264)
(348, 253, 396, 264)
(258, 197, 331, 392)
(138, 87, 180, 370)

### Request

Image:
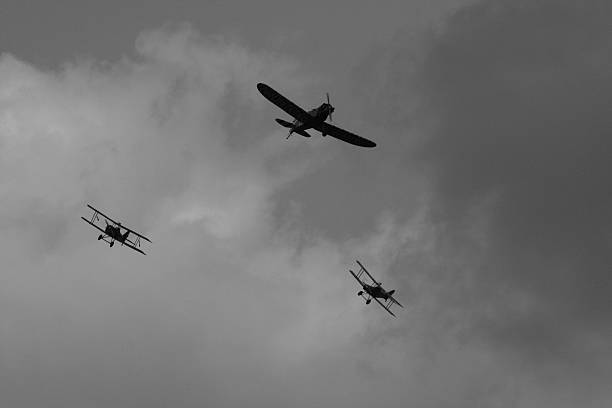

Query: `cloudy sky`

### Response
(1, 0, 611, 407)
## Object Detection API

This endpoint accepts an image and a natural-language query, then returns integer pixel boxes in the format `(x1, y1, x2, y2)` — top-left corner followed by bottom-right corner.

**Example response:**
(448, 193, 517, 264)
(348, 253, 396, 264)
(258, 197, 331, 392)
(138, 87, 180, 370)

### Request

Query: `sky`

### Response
(0, 0, 611, 407)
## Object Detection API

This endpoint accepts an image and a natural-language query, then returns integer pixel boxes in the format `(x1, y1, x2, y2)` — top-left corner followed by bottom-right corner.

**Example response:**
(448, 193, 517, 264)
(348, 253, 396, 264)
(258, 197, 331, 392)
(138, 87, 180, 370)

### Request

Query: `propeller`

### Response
(326, 92, 334, 122)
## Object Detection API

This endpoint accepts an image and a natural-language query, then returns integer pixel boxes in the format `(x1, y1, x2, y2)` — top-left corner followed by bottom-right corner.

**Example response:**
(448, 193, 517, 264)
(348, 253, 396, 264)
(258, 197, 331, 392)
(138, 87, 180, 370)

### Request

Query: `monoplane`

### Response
(257, 83, 376, 148)
(349, 260, 403, 317)
(81, 204, 151, 255)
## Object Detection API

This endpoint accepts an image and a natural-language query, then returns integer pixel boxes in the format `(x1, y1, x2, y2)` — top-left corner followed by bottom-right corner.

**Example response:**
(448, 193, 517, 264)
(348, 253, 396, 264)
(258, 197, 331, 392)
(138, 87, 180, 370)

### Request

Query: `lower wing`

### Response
(389, 295, 404, 308)
(373, 297, 396, 317)
(316, 123, 376, 148)
(123, 241, 146, 255)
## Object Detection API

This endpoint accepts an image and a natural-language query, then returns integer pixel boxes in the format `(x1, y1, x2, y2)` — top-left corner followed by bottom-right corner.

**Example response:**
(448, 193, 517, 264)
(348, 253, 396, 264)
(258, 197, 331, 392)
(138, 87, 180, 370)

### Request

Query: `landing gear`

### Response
(98, 235, 103, 240)
(357, 291, 363, 296)
(109, 241, 114, 247)
(366, 299, 371, 305)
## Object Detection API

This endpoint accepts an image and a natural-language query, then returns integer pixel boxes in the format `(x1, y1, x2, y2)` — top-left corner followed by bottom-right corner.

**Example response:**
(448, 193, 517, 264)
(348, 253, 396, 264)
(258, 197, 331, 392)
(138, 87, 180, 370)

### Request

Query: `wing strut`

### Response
(355, 260, 380, 285)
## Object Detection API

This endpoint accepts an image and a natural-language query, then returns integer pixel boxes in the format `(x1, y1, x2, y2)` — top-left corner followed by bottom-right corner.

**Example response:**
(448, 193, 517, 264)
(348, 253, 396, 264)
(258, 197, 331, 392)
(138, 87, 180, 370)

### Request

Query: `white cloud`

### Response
(0, 25, 440, 408)
(3, 18, 586, 407)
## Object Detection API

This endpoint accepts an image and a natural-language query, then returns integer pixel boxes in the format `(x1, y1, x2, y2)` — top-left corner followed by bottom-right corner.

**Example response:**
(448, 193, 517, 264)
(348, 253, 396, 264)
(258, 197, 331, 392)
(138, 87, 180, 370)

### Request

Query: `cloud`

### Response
(357, 0, 612, 400)
(420, 0, 612, 359)
(0, 24, 345, 408)
(3, 3, 610, 406)
(0, 23, 438, 408)
(343, 0, 612, 406)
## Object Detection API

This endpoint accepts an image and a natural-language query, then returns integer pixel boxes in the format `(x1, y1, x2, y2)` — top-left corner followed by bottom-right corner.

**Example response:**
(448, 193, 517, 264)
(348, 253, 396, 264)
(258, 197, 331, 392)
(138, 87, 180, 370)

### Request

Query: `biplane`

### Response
(349, 260, 403, 317)
(257, 83, 376, 148)
(81, 204, 151, 255)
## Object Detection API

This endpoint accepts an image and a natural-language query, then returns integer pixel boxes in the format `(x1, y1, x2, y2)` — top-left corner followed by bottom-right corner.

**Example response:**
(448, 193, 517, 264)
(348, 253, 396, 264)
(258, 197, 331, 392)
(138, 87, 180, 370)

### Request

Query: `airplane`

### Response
(349, 260, 403, 317)
(257, 82, 376, 148)
(81, 204, 151, 255)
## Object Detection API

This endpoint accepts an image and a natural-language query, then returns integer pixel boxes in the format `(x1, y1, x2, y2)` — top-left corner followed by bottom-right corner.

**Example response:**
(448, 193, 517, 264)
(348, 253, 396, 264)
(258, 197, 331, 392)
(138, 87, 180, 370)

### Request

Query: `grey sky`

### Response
(1, 0, 611, 407)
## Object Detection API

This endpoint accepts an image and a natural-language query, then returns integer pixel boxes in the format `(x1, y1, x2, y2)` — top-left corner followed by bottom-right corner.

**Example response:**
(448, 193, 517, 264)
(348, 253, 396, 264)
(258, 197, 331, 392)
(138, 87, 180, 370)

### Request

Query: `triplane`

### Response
(81, 204, 151, 255)
(257, 83, 376, 148)
(349, 260, 403, 317)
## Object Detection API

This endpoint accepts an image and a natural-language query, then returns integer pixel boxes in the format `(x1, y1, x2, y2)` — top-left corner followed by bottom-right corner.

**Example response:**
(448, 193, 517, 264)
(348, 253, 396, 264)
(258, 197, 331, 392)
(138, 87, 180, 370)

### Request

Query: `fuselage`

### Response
(291, 103, 334, 132)
(105, 225, 129, 242)
(362, 283, 390, 300)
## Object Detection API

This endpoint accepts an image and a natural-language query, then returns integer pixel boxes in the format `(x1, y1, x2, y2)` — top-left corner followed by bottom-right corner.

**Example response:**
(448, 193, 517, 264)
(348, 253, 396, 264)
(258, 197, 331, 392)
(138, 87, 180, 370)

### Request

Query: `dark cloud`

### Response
(0, 26, 441, 408)
(410, 0, 612, 373)
(2, 2, 611, 407)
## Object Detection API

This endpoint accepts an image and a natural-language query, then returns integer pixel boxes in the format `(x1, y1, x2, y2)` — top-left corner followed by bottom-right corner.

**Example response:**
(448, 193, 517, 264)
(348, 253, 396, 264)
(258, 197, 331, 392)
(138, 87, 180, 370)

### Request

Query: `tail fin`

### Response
(275, 118, 293, 128)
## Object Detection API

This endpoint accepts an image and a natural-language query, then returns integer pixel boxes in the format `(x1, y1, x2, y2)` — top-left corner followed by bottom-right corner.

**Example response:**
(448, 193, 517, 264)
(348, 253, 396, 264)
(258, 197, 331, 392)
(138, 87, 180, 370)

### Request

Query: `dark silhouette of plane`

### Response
(257, 82, 376, 148)
(81, 204, 151, 255)
(349, 260, 403, 317)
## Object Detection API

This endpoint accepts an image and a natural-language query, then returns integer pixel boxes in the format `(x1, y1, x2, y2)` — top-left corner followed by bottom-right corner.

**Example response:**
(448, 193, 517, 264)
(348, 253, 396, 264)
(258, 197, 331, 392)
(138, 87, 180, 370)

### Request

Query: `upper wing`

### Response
(373, 297, 396, 317)
(122, 226, 152, 243)
(355, 260, 380, 286)
(87, 204, 118, 226)
(81, 217, 107, 235)
(316, 123, 376, 148)
(349, 269, 366, 286)
(257, 83, 312, 123)
(87, 205, 151, 243)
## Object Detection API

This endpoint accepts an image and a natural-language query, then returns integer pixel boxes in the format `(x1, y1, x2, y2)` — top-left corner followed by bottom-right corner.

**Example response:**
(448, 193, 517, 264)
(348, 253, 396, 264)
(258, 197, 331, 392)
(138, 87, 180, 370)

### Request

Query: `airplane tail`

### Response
(276, 118, 311, 138)
(294, 129, 311, 138)
(275, 118, 293, 128)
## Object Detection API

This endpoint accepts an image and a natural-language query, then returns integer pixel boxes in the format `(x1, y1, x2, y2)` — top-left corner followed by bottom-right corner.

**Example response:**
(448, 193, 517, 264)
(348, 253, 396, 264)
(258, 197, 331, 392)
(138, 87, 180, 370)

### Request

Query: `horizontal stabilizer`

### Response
(275, 118, 293, 128)
(294, 129, 312, 138)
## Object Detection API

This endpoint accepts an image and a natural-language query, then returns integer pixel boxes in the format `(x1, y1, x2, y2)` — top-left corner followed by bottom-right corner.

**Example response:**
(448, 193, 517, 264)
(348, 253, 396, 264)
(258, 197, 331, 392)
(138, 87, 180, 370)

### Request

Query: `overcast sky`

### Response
(1, 0, 611, 407)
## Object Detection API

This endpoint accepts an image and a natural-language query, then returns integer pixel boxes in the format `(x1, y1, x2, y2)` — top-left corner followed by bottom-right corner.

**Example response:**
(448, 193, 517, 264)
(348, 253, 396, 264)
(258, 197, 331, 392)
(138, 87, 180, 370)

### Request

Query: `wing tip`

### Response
(256, 82, 269, 93)
(358, 139, 376, 148)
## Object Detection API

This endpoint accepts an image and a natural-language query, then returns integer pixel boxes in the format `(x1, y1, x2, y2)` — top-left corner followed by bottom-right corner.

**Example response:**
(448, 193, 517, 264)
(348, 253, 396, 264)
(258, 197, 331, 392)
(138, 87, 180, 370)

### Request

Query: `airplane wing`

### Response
(355, 260, 380, 285)
(316, 123, 376, 148)
(122, 225, 152, 243)
(87, 204, 119, 226)
(122, 241, 146, 256)
(82, 215, 146, 255)
(81, 216, 107, 235)
(389, 295, 404, 308)
(349, 269, 366, 286)
(257, 83, 312, 123)
(373, 297, 396, 317)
